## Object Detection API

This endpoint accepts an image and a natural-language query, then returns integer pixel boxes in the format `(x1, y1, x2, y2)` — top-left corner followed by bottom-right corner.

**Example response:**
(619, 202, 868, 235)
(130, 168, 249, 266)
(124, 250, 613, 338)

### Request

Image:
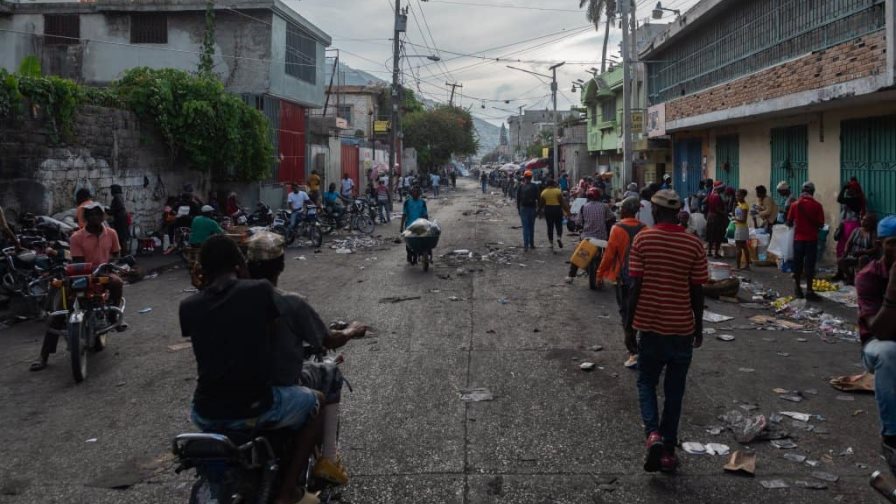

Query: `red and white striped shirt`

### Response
(629, 223, 708, 336)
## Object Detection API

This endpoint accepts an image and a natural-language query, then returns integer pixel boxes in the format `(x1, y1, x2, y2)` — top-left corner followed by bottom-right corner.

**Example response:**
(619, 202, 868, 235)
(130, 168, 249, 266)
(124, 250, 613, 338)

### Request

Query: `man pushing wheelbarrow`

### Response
(400, 187, 440, 271)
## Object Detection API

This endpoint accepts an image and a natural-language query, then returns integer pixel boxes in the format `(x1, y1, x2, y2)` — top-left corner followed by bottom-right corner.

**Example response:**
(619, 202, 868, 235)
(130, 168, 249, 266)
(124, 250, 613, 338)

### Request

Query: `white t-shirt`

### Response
(287, 191, 311, 211)
(638, 200, 655, 227)
(340, 178, 354, 196)
(431, 174, 441, 185)
(379, 175, 389, 186)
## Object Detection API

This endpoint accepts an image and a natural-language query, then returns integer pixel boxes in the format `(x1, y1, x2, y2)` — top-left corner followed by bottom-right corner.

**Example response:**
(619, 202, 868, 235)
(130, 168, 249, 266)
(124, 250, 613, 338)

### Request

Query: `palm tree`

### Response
(578, 0, 616, 74)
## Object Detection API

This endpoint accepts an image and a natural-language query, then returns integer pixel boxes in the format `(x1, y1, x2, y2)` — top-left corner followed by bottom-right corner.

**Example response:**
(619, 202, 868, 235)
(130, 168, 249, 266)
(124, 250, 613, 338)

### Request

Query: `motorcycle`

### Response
(48, 258, 133, 383)
(173, 350, 344, 504)
(346, 199, 375, 235)
(1, 239, 68, 309)
(271, 208, 323, 249)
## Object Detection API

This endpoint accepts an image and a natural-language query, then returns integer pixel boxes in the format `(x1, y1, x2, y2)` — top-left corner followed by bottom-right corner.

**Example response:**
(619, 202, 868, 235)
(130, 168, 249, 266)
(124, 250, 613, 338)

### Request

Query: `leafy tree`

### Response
(198, 0, 216, 76)
(403, 105, 478, 173)
(579, 0, 616, 73)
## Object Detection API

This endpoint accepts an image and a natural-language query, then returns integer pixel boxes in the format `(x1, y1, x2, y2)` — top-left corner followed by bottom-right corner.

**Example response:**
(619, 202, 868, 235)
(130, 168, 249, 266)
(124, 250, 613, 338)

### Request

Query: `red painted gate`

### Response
(341, 143, 359, 190)
(278, 101, 306, 184)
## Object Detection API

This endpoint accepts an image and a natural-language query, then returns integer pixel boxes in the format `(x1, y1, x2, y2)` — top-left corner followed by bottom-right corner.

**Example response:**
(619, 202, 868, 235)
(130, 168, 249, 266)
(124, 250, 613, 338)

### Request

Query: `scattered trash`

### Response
(760, 479, 789, 489)
(703, 311, 734, 323)
(580, 362, 596, 371)
(805, 459, 821, 468)
(724, 450, 756, 475)
(85, 438, 98, 443)
(796, 337, 808, 342)
(739, 367, 756, 373)
(829, 372, 874, 392)
(145, 272, 159, 279)
(771, 440, 798, 450)
(138, 307, 152, 314)
(777, 352, 790, 357)
(682, 442, 706, 455)
(779, 394, 804, 403)
(835, 395, 855, 401)
(706, 426, 724, 436)
(852, 409, 865, 417)
(779, 411, 813, 422)
(783, 453, 807, 463)
(167, 343, 192, 352)
(705, 443, 731, 456)
(498, 297, 509, 305)
(448, 296, 460, 302)
(794, 480, 828, 490)
(460, 388, 494, 402)
(719, 410, 769, 444)
(182, 288, 198, 293)
(717, 334, 736, 342)
(296, 256, 306, 261)
(811, 471, 839, 483)
(703, 328, 717, 335)
(590, 345, 604, 351)
(330, 236, 382, 252)
(838, 447, 854, 456)
(379, 296, 421, 304)
(335, 248, 353, 254)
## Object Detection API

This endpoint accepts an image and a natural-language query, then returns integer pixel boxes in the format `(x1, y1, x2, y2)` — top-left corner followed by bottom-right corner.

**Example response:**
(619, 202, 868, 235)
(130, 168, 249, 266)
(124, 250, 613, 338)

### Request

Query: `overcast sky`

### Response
(287, 0, 699, 126)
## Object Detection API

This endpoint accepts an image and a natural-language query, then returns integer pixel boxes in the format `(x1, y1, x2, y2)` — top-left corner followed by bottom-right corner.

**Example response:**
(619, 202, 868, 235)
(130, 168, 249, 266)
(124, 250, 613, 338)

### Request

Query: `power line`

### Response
(421, 0, 583, 12)
(412, 0, 456, 81)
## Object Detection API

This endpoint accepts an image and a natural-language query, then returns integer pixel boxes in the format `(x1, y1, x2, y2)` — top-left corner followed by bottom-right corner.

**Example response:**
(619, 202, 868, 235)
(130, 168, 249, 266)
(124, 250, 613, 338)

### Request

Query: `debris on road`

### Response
(579, 362, 596, 371)
(783, 452, 807, 463)
(379, 295, 422, 304)
(335, 248, 353, 254)
(829, 372, 874, 392)
(811, 471, 840, 483)
(703, 311, 734, 323)
(138, 307, 152, 314)
(795, 480, 828, 490)
(779, 411, 814, 422)
(330, 236, 383, 252)
(167, 343, 192, 352)
(85, 438, 98, 443)
(460, 388, 494, 402)
(590, 345, 604, 351)
(771, 439, 798, 449)
(760, 480, 789, 489)
(717, 334, 736, 341)
(682, 442, 706, 454)
(724, 451, 757, 475)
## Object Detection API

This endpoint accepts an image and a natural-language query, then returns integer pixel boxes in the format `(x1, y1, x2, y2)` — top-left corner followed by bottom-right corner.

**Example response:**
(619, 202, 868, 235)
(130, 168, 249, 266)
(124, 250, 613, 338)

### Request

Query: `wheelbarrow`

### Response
(404, 235, 440, 272)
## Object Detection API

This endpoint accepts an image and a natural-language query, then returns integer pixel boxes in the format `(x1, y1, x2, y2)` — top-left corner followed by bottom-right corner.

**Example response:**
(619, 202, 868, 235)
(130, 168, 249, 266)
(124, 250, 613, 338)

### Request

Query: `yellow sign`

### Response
(374, 120, 390, 133)
(542, 147, 549, 158)
(632, 111, 644, 132)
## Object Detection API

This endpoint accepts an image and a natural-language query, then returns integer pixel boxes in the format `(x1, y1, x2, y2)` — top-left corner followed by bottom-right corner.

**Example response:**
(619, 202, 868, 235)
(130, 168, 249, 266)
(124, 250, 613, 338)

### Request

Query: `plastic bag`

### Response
(767, 224, 793, 261)
(402, 218, 441, 237)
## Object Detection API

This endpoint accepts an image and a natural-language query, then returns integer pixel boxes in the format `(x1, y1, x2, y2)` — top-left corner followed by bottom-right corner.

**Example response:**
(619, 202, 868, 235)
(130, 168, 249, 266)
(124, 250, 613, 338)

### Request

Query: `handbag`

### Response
(833, 222, 844, 242)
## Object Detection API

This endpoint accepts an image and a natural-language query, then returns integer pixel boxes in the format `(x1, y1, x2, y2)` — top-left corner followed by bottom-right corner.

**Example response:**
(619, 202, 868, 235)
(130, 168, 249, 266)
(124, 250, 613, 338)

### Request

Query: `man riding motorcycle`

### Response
(31, 202, 124, 371)
(245, 231, 367, 486)
(180, 235, 322, 504)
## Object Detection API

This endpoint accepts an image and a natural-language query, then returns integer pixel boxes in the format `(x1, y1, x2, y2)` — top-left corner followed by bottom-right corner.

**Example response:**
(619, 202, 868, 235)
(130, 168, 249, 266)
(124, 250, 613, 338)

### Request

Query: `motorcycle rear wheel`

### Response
(354, 215, 374, 235)
(69, 320, 88, 383)
(309, 225, 323, 249)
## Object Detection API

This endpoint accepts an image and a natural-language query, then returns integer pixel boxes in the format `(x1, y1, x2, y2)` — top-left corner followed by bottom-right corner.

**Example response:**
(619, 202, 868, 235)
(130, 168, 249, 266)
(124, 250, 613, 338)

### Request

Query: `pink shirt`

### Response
(70, 226, 120, 266)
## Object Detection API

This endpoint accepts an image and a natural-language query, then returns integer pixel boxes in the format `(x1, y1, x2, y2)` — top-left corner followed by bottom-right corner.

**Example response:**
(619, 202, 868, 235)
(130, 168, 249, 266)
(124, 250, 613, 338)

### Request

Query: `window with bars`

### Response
(130, 13, 168, 44)
(44, 14, 79, 45)
(285, 22, 317, 84)
(600, 100, 615, 123)
(647, 0, 886, 104)
(336, 105, 352, 125)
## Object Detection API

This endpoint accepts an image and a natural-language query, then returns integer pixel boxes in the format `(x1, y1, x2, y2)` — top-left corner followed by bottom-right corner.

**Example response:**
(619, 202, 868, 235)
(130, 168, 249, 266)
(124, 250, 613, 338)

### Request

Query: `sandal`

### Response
(29, 360, 47, 371)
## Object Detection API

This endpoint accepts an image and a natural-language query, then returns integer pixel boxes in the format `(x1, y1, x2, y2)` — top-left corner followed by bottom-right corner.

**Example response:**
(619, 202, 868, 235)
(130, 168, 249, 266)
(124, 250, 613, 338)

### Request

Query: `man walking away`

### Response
(539, 179, 567, 252)
(595, 197, 645, 369)
(517, 171, 539, 251)
(855, 215, 896, 477)
(787, 181, 825, 301)
(565, 187, 612, 282)
(480, 171, 488, 194)
(431, 171, 441, 197)
(625, 189, 708, 474)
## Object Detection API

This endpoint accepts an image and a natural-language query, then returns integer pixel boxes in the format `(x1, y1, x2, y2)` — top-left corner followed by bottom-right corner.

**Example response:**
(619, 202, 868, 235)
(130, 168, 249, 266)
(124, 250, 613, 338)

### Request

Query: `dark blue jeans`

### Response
(637, 332, 694, 446)
(481, 180, 488, 193)
(519, 206, 536, 248)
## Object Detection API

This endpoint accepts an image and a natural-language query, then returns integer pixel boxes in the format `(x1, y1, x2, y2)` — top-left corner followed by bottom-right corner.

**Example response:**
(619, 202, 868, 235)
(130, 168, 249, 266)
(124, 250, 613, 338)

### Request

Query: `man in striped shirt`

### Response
(625, 189, 708, 474)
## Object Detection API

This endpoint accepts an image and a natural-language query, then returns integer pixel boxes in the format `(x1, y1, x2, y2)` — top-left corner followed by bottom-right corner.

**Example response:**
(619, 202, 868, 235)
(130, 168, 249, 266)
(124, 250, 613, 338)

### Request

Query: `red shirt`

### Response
(787, 195, 825, 242)
(855, 258, 889, 345)
(629, 223, 709, 336)
(70, 225, 120, 266)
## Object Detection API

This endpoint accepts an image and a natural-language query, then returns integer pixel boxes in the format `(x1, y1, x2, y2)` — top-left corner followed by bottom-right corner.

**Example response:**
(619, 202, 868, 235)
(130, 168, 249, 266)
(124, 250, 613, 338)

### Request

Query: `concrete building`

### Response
(0, 0, 331, 190)
(317, 85, 386, 140)
(643, 0, 896, 233)
(580, 64, 671, 189)
(558, 120, 589, 183)
(507, 109, 579, 161)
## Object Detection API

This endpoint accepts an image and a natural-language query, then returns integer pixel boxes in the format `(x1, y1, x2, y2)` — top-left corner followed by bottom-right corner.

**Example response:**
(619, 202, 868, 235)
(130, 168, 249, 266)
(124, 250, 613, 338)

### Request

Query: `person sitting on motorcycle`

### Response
(323, 183, 345, 221)
(31, 202, 123, 371)
(180, 235, 323, 504)
(287, 183, 312, 231)
(565, 187, 613, 283)
(189, 205, 223, 247)
(245, 231, 367, 486)
(173, 185, 202, 234)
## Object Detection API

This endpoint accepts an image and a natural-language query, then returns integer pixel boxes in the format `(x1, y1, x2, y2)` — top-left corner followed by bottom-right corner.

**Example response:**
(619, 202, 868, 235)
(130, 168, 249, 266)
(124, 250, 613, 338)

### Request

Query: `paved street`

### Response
(0, 179, 888, 503)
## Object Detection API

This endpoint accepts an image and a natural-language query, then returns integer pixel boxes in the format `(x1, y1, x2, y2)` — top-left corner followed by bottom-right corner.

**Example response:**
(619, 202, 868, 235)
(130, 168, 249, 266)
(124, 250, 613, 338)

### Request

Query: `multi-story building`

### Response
(580, 63, 671, 190)
(507, 109, 579, 161)
(0, 0, 331, 187)
(643, 0, 896, 229)
(558, 119, 589, 182)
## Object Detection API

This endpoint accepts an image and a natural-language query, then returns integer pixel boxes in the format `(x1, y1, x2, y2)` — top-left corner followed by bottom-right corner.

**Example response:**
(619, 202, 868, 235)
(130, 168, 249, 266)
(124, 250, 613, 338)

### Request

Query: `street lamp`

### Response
(651, 2, 680, 19)
(406, 54, 441, 61)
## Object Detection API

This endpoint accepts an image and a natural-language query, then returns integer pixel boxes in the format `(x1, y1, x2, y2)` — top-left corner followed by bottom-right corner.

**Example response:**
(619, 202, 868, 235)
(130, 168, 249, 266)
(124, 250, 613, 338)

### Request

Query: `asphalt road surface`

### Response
(0, 179, 888, 503)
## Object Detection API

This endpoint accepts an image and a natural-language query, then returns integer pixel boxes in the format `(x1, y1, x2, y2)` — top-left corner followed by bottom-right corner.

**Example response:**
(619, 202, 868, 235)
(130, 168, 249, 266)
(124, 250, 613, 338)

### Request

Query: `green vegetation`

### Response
(403, 105, 478, 173)
(0, 62, 273, 182)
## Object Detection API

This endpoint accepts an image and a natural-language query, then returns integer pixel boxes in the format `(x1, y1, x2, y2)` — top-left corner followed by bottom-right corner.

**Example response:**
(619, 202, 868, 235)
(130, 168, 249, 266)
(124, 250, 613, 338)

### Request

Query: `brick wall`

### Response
(0, 105, 209, 232)
(666, 31, 887, 122)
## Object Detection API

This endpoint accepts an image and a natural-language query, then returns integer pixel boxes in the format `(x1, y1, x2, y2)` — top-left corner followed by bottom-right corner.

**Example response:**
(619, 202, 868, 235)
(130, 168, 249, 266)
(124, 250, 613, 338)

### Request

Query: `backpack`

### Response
(616, 222, 646, 285)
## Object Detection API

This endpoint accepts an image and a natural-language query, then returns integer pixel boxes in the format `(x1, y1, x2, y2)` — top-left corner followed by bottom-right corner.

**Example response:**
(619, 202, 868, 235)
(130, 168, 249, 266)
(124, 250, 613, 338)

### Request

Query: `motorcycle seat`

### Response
(16, 251, 37, 264)
(174, 433, 241, 461)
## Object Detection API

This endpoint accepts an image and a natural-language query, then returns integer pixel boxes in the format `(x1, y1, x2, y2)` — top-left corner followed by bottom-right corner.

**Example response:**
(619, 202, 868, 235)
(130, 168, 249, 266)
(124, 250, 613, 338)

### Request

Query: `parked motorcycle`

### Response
(49, 258, 133, 383)
(271, 208, 323, 249)
(1, 239, 68, 312)
(347, 199, 375, 235)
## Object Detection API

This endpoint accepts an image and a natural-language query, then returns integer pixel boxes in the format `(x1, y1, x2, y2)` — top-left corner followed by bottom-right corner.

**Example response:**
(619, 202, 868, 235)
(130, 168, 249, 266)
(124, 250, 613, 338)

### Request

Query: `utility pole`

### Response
(446, 82, 462, 107)
(619, 0, 633, 188)
(390, 0, 407, 180)
(517, 105, 523, 161)
(549, 62, 565, 177)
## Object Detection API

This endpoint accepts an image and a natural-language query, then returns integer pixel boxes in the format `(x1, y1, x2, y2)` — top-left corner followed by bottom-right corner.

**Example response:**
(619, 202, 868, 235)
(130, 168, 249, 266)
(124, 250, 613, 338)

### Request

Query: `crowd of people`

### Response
(490, 168, 896, 477)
